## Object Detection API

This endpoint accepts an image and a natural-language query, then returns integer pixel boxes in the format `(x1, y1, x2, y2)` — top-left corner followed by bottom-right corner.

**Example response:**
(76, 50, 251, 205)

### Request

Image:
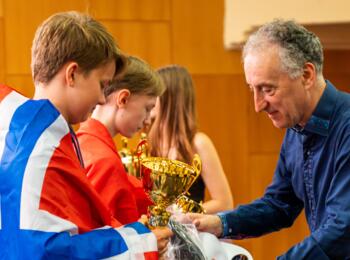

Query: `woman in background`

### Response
(148, 65, 233, 214)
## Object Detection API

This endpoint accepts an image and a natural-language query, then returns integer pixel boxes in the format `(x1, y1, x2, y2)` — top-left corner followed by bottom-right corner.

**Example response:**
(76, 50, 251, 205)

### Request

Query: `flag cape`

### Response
(0, 84, 158, 259)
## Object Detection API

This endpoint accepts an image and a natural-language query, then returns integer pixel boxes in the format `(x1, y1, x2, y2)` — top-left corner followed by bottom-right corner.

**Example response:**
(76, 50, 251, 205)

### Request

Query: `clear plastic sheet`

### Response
(164, 206, 207, 260)
(166, 218, 207, 260)
(165, 206, 253, 260)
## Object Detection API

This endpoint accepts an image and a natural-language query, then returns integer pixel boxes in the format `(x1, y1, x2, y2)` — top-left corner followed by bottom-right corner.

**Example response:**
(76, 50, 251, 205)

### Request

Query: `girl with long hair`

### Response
(148, 65, 233, 213)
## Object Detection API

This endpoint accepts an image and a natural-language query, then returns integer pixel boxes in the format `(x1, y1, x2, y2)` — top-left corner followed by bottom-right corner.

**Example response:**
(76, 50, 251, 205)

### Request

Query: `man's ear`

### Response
(115, 89, 131, 107)
(302, 62, 317, 90)
(65, 62, 79, 87)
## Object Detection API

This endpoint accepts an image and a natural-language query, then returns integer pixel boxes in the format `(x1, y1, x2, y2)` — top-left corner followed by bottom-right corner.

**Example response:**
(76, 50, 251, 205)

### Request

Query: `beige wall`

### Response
(224, 0, 350, 47)
(2, 0, 350, 259)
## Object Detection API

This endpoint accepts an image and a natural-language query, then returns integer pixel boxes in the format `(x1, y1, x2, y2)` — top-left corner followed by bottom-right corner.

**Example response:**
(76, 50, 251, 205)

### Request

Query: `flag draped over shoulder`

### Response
(0, 84, 158, 259)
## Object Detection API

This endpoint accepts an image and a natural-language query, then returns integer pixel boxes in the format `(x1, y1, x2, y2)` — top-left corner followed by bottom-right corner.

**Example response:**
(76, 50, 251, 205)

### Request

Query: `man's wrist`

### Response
(216, 212, 228, 238)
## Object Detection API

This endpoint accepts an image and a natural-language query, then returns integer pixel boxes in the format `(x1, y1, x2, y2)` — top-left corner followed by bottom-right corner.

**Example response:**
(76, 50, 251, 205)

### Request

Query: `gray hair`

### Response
(242, 19, 323, 79)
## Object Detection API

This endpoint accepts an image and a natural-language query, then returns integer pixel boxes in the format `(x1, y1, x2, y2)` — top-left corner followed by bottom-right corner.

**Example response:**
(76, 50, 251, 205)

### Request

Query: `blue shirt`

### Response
(218, 81, 350, 259)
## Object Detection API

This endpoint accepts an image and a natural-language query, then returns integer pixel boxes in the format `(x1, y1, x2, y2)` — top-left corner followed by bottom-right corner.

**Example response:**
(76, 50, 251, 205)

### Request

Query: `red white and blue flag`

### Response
(0, 84, 158, 259)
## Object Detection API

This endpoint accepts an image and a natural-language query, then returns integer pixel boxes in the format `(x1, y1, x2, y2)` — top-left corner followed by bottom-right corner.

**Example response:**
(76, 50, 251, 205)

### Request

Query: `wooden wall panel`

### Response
(90, 0, 170, 20)
(0, 0, 3, 17)
(323, 50, 350, 93)
(0, 19, 4, 83)
(324, 50, 350, 75)
(172, 0, 243, 74)
(0, 0, 3, 83)
(103, 21, 171, 68)
(5, 75, 34, 97)
(193, 74, 249, 204)
(326, 73, 350, 93)
(4, 0, 88, 75)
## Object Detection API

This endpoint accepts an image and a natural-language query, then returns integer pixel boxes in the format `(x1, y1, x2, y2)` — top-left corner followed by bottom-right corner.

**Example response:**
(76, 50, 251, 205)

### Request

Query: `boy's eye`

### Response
(146, 105, 155, 113)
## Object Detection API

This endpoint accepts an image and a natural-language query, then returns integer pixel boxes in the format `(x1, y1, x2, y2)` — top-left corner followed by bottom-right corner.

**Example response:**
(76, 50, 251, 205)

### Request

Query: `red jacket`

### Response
(77, 118, 152, 224)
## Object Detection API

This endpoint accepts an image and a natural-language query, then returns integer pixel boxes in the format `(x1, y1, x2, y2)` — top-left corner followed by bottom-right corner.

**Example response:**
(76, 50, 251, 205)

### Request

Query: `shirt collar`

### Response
(78, 118, 118, 154)
(291, 80, 337, 136)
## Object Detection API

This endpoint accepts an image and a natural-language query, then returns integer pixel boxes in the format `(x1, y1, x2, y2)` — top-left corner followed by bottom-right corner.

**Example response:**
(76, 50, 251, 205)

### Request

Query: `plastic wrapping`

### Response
(165, 208, 253, 260)
(166, 218, 207, 260)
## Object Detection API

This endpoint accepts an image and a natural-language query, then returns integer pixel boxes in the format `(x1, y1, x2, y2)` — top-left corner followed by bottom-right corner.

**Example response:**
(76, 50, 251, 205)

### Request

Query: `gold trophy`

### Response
(119, 137, 134, 174)
(175, 194, 206, 214)
(119, 133, 148, 179)
(141, 154, 201, 227)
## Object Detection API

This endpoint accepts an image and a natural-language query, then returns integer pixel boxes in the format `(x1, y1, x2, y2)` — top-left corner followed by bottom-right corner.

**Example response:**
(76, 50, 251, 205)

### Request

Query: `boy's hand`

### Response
(138, 215, 173, 255)
(152, 227, 173, 256)
(138, 214, 149, 225)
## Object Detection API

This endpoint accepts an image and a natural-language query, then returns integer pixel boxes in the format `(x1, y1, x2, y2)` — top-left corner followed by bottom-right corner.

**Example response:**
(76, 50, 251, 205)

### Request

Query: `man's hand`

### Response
(152, 227, 173, 256)
(186, 213, 223, 237)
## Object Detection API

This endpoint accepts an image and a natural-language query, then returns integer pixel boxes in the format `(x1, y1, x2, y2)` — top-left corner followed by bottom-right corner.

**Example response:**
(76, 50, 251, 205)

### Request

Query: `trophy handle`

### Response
(135, 139, 148, 158)
(133, 139, 148, 179)
(184, 154, 202, 191)
(192, 154, 202, 177)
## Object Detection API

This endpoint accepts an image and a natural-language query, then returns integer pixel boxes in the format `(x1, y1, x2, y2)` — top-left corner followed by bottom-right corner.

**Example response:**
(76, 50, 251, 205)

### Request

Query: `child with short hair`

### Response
(77, 55, 164, 224)
(0, 11, 170, 259)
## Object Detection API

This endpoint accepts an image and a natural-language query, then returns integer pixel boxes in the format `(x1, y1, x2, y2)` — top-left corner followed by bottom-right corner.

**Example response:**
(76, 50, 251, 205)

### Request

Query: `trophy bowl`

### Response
(141, 154, 201, 227)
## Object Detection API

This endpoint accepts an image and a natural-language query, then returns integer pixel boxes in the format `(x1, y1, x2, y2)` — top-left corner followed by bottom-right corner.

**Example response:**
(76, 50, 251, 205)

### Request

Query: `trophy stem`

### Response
(148, 205, 171, 227)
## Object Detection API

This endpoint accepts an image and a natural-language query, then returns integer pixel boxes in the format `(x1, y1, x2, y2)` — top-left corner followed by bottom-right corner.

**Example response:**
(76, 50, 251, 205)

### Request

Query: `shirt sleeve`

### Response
(218, 138, 304, 239)
(38, 223, 158, 259)
(87, 156, 140, 224)
(128, 174, 153, 215)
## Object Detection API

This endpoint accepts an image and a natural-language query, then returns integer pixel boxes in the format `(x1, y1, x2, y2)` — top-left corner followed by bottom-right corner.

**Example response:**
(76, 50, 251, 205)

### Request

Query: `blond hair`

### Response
(31, 11, 125, 84)
(149, 65, 197, 163)
(104, 56, 165, 97)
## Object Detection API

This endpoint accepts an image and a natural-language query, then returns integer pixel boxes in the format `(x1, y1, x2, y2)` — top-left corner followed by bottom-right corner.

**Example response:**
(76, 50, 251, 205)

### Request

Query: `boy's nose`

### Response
(98, 92, 106, 105)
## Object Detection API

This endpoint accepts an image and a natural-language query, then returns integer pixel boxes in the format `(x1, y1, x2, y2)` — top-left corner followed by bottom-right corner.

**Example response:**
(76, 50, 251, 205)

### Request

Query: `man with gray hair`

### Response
(188, 19, 350, 259)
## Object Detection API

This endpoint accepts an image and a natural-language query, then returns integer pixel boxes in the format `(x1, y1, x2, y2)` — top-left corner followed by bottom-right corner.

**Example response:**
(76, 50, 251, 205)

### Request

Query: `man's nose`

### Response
(254, 90, 267, 113)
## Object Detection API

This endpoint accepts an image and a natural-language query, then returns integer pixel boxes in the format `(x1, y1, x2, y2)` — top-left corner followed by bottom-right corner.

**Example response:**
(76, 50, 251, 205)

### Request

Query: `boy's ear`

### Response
(65, 62, 79, 87)
(115, 89, 131, 107)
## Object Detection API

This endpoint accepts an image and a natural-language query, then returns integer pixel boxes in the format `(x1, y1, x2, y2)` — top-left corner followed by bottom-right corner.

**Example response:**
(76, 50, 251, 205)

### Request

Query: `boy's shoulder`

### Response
(0, 85, 73, 169)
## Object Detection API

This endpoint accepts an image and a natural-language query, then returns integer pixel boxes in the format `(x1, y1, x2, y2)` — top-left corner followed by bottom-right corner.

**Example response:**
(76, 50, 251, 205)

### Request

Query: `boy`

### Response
(0, 11, 170, 259)
(77, 56, 164, 224)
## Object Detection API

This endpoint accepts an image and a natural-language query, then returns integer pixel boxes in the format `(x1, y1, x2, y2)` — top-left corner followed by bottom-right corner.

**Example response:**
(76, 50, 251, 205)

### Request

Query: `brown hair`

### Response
(104, 55, 164, 97)
(31, 11, 125, 84)
(148, 65, 197, 163)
